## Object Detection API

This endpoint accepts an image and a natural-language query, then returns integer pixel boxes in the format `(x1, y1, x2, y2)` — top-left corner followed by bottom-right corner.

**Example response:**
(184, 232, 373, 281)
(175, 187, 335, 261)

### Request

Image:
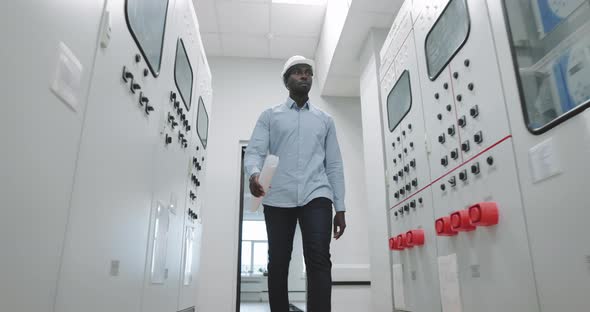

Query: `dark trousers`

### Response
(263, 197, 333, 312)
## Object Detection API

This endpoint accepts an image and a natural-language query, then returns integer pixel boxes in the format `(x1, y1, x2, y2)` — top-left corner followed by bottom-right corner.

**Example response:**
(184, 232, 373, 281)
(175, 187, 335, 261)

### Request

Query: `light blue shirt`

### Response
(244, 98, 346, 212)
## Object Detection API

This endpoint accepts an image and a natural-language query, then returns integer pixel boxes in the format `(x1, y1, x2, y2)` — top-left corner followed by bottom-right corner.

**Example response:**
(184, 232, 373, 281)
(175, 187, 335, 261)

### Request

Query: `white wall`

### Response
(359, 29, 394, 312)
(198, 56, 369, 312)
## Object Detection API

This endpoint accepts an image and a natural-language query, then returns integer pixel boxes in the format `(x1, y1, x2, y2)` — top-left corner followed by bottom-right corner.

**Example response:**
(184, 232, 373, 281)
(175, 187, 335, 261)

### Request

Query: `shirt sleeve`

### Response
(244, 110, 270, 179)
(325, 117, 346, 212)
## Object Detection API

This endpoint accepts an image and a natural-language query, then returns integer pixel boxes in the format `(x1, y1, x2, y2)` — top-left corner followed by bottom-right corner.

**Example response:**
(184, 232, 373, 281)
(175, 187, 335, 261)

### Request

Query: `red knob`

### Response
(389, 237, 395, 250)
(406, 229, 425, 247)
(450, 210, 476, 232)
(435, 216, 458, 236)
(469, 202, 499, 226)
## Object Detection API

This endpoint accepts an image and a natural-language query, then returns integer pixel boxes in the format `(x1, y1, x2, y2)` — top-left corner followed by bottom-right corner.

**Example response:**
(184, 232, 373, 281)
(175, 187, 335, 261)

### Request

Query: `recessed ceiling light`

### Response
(272, 0, 327, 5)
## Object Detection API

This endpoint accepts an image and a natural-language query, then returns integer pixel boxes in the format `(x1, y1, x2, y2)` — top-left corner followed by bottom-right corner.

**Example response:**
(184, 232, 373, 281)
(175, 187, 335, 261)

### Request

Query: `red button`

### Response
(469, 202, 499, 226)
(435, 216, 458, 236)
(406, 229, 425, 246)
(450, 210, 476, 232)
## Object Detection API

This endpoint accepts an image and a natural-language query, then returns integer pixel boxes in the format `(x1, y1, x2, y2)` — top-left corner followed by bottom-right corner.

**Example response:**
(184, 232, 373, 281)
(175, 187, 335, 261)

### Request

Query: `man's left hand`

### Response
(333, 212, 346, 240)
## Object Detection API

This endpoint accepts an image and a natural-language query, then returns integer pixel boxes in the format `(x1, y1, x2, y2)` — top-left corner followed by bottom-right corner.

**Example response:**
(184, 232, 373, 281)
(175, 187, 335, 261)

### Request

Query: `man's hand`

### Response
(249, 174, 265, 197)
(333, 211, 346, 240)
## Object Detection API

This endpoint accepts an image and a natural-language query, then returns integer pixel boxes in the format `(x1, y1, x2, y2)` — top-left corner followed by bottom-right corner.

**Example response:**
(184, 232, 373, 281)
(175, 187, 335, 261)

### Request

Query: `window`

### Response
(387, 71, 412, 132)
(125, 0, 170, 76)
(503, 0, 590, 133)
(425, 0, 470, 80)
(150, 202, 169, 284)
(196, 97, 209, 149)
(241, 221, 268, 276)
(183, 226, 195, 285)
(175, 39, 194, 111)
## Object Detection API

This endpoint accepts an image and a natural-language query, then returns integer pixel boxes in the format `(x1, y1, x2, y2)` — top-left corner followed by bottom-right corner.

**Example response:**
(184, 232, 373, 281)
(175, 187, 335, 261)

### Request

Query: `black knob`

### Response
(165, 135, 172, 145)
(437, 113, 443, 120)
(404, 205, 410, 212)
(393, 175, 398, 182)
(394, 192, 399, 199)
(446, 104, 452, 112)
(418, 197, 423, 204)
(441, 183, 446, 191)
(399, 208, 404, 215)
(453, 72, 459, 79)
(435, 93, 440, 99)
(441, 156, 449, 167)
(405, 184, 411, 191)
(464, 59, 470, 67)
(196, 180, 201, 187)
(398, 170, 403, 177)
(438, 133, 446, 144)
(145, 104, 154, 114)
(143, 68, 149, 77)
(448, 125, 456, 136)
(458, 116, 466, 128)
(170, 91, 177, 102)
(462, 141, 470, 152)
(459, 170, 467, 181)
(402, 131, 406, 136)
(404, 165, 409, 173)
(202, 157, 205, 162)
(404, 148, 408, 154)
(178, 132, 185, 141)
(450, 149, 458, 160)
(174, 101, 180, 109)
(397, 137, 401, 142)
(392, 142, 396, 148)
(412, 179, 418, 187)
(443, 82, 449, 89)
(193, 157, 198, 165)
(135, 54, 141, 63)
(196, 146, 200, 151)
(468, 83, 474, 91)
(410, 200, 416, 208)
(410, 159, 416, 168)
(130, 81, 141, 93)
(186, 125, 191, 131)
(398, 153, 402, 159)
(168, 113, 175, 123)
(408, 124, 412, 130)
(456, 94, 462, 102)
(122, 66, 134, 82)
(393, 159, 397, 165)
(171, 121, 178, 128)
(394, 212, 398, 217)
(470, 105, 479, 117)
(474, 131, 483, 144)
(400, 188, 405, 195)
(409, 142, 414, 148)
(471, 163, 480, 175)
(449, 176, 457, 186)
(487, 156, 494, 166)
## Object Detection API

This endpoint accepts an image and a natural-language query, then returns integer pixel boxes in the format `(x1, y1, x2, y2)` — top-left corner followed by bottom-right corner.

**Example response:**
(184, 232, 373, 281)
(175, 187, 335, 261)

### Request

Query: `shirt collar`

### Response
(286, 97, 310, 110)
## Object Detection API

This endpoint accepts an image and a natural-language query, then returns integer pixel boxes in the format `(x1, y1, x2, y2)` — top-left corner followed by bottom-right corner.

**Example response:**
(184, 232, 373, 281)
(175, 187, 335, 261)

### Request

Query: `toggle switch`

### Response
(440, 183, 446, 191)
(392, 142, 396, 149)
(409, 142, 414, 148)
(436, 216, 458, 236)
(450, 210, 476, 232)
(404, 165, 409, 173)
(406, 229, 425, 247)
(469, 202, 499, 226)
(122, 66, 133, 82)
(435, 93, 440, 100)
(456, 94, 462, 102)
(453, 72, 459, 79)
(399, 188, 405, 195)
(468, 83, 474, 91)
(393, 175, 398, 182)
(405, 184, 411, 191)
(130, 80, 141, 93)
(145, 104, 154, 115)
(174, 101, 180, 109)
(138, 92, 148, 106)
(404, 148, 408, 154)
(404, 205, 409, 212)
(443, 82, 449, 89)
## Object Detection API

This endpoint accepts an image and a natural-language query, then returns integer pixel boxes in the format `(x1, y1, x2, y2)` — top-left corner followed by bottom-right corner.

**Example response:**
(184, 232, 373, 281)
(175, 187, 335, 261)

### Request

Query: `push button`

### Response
(436, 216, 458, 236)
(406, 229, 425, 247)
(469, 202, 499, 226)
(450, 210, 476, 232)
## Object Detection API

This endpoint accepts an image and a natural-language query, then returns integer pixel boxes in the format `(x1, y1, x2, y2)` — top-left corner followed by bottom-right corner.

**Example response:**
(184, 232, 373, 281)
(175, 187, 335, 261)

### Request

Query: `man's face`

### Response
(286, 64, 313, 93)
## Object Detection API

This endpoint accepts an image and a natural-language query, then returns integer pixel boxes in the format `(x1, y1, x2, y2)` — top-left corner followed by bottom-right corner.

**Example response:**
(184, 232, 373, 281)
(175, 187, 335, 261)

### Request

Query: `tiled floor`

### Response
(240, 302, 306, 312)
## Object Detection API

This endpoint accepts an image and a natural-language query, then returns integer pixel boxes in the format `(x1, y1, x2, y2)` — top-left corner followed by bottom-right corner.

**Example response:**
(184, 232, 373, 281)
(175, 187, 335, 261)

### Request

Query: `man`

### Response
(244, 55, 346, 312)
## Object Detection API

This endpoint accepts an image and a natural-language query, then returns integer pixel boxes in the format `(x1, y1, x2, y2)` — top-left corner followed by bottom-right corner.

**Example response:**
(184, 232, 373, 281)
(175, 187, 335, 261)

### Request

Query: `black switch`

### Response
(392, 142, 396, 148)
(170, 91, 177, 102)
(410, 159, 416, 168)
(171, 121, 178, 129)
(487, 156, 494, 166)
(402, 130, 406, 136)
(449, 176, 457, 187)
(456, 94, 462, 102)
(446, 104, 452, 112)
(474, 131, 483, 144)
(393, 175, 398, 182)
(443, 82, 449, 90)
(441, 183, 446, 191)
(437, 113, 443, 120)
(470, 105, 479, 117)
(404, 148, 408, 154)
(186, 125, 191, 131)
(138, 93, 148, 106)
(458, 116, 466, 128)
(468, 83, 474, 91)
(438, 133, 446, 144)
(397, 137, 401, 142)
(441, 156, 449, 167)
(462, 140, 470, 152)
(394, 212, 398, 217)
(122, 66, 133, 82)
(450, 148, 459, 160)
(459, 170, 468, 181)
(471, 162, 480, 175)
(448, 125, 456, 136)
(174, 101, 180, 109)
(409, 142, 414, 148)
(143, 68, 149, 77)
(405, 184, 411, 192)
(168, 113, 175, 123)
(408, 124, 412, 130)
(130, 81, 141, 93)
(464, 59, 471, 67)
(453, 72, 459, 79)
(398, 153, 402, 159)
(135, 54, 141, 63)
(145, 104, 154, 114)
(393, 159, 397, 165)
(165, 134, 172, 145)
(394, 192, 399, 199)
(404, 165, 409, 173)
(435, 93, 440, 99)
(410, 200, 416, 208)
(400, 188, 405, 195)
(418, 197, 423, 204)
(412, 179, 418, 187)
(404, 205, 410, 212)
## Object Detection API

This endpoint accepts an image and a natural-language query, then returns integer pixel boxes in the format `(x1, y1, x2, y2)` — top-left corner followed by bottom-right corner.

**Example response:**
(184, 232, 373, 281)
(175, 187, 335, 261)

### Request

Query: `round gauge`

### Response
(565, 40, 590, 106)
(548, 0, 584, 18)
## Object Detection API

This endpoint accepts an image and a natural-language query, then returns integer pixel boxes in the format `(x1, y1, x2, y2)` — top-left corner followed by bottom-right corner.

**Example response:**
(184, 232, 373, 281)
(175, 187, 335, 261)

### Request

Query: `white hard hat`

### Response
(281, 55, 315, 78)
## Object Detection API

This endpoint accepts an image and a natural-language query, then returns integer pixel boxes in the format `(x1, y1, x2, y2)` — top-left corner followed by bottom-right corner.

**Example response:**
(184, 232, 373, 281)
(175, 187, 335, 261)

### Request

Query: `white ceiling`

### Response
(194, 0, 327, 59)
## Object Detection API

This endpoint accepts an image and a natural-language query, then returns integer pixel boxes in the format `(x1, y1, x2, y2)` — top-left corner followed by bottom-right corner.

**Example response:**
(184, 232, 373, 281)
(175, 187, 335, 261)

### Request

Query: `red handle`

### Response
(435, 216, 458, 236)
(450, 210, 476, 232)
(469, 202, 499, 226)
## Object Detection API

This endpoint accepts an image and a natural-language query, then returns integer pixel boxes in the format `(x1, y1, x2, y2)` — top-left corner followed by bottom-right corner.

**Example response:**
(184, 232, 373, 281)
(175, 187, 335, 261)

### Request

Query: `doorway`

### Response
(236, 145, 307, 312)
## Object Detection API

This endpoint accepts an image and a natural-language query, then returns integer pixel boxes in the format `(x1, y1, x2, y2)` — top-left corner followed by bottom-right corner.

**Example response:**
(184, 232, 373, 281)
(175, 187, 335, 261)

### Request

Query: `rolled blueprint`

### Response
(250, 155, 279, 212)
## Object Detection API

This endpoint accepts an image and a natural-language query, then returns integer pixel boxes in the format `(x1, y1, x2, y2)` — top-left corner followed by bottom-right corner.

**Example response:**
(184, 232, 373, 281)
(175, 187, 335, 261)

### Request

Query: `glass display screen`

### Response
(387, 71, 412, 132)
(425, 0, 470, 80)
(125, 0, 170, 76)
(503, 0, 590, 132)
(175, 39, 194, 111)
(196, 97, 209, 149)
